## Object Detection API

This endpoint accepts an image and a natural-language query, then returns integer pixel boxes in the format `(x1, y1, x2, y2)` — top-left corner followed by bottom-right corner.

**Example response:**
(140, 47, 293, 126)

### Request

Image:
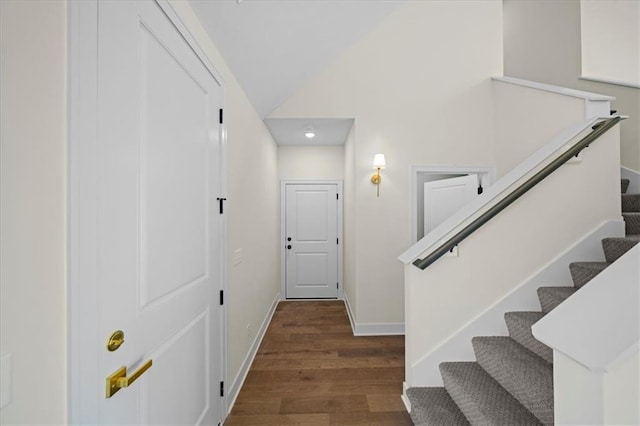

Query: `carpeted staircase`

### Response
(407, 178, 640, 425)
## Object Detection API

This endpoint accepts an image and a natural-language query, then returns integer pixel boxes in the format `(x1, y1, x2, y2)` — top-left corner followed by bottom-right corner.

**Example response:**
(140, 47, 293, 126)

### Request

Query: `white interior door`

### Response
(424, 174, 478, 234)
(95, 1, 223, 424)
(285, 184, 339, 299)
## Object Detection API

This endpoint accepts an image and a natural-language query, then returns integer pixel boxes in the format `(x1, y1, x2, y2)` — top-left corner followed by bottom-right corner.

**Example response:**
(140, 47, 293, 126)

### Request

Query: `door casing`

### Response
(280, 180, 343, 300)
(67, 1, 228, 422)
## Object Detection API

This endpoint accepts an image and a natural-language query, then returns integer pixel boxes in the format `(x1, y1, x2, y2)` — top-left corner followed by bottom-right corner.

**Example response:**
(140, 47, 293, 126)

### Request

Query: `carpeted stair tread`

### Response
(537, 286, 576, 313)
(505, 311, 552, 364)
(440, 362, 542, 425)
(621, 178, 630, 194)
(406, 387, 470, 425)
(569, 262, 609, 288)
(473, 337, 554, 425)
(622, 194, 640, 212)
(602, 237, 640, 262)
(623, 212, 640, 235)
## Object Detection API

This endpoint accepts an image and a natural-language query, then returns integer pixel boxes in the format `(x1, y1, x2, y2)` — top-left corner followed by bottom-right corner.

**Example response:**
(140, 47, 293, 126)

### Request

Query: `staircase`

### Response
(407, 178, 640, 425)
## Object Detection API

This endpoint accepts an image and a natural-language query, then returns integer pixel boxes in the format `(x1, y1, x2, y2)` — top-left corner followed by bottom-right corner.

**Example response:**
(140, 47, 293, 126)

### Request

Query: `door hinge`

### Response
(220, 381, 224, 397)
(219, 108, 223, 124)
(477, 185, 483, 195)
(219, 290, 224, 306)
(217, 197, 227, 214)
(336, 193, 339, 200)
(337, 282, 339, 289)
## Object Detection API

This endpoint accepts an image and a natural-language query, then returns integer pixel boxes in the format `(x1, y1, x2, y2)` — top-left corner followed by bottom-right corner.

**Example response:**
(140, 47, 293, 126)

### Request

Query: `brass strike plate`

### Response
(107, 330, 125, 352)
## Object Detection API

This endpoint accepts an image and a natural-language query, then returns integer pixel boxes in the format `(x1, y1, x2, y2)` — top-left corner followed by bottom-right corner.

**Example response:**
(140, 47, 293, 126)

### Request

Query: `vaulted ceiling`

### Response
(189, 0, 405, 119)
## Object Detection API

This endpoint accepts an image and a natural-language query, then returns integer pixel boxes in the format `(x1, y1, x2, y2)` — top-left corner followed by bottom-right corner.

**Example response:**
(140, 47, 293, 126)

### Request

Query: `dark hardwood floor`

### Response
(224, 301, 413, 425)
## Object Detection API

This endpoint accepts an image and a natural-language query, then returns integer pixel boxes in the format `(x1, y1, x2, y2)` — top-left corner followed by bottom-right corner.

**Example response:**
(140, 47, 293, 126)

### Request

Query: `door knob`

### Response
(287, 237, 291, 241)
(106, 330, 125, 352)
(106, 359, 153, 398)
(287, 245, 292, 250)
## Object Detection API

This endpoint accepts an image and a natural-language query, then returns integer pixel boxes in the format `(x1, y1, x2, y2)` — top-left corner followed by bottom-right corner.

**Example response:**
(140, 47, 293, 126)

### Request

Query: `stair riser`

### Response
(621, 179, 630, 194)
(602, 238, 639, 263)
(473, 337, 554, 425)
(440, 362, 542, 425)
(622, 194, 640, 213)
(505, 313, 553, 364)
(624, 213, 640, 235)
(406, 387, 470, 425)
(537, 287, 576, 313)
(569, 264, 608, 288)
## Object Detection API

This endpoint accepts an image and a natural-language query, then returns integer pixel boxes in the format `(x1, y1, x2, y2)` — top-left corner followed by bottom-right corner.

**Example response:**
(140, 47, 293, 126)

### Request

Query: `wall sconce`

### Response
(371, 153, 386, 197)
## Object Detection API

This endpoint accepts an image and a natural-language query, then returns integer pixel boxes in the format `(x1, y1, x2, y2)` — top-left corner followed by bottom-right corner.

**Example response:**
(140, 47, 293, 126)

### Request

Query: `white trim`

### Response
(67, 1, 228, 422)
(580, 75, 640, 90)
(353, 322, 405, 336)
(401, 382, 412, 413)
(280, 180, 344, 300)
(226, 294, 279, 416)
(410, 166, 496, 244)
(494, 76, 616, 100)
(621, 166, 640, 194)
(343, 292, 404, 336)
(68, 2, 100, 421)
(343, 291, 357, 335)
(409, 220, 625, 387)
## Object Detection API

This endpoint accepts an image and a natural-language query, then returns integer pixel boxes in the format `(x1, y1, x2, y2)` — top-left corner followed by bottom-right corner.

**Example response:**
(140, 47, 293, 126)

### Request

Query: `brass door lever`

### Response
(106, 359, 153, 398)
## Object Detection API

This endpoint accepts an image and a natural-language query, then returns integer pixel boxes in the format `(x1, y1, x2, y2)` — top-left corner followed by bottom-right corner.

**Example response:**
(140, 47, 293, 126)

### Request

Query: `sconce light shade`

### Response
(371, 153, 385, 197)
(373, 153, 386, 169)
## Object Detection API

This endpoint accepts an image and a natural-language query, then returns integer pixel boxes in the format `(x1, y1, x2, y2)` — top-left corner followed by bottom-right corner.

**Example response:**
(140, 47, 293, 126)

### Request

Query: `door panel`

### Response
(424, 174, 478, 234)
(97, 1, 222, 424)
(285, 184, 338, 299)
(143, 310, 210, 425)
(139, 19, 210, 306)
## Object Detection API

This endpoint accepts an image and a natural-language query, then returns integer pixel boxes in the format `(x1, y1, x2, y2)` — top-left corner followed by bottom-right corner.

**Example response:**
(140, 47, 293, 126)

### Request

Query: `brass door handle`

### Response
(106, 359, 153, 398)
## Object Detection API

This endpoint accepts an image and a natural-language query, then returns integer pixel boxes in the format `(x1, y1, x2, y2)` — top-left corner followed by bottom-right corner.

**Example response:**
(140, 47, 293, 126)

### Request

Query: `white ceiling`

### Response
(189, 0, 405, 118)
(264, 118, 354, 145)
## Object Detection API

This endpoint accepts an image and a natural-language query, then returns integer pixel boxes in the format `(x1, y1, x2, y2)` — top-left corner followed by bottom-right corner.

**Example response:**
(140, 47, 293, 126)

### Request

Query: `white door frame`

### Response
(411, 166, 496, 243)
(280, 180, 343, 301)
(67, 1, 228, 422)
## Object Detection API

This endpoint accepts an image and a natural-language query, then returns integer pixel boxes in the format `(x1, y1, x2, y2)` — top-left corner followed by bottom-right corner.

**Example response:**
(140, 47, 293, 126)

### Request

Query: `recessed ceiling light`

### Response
(304, 128, 315, 139)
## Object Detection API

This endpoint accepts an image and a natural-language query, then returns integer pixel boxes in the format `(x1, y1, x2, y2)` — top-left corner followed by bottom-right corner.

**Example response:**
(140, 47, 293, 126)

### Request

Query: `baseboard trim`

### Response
(401, 381, 412, 413)
(410, 219, 625, 387)
(621, 166, 640, 194)
(226, 293, 280, 415)
(343, 292, 357, 335)
(343, 292, 404, 336)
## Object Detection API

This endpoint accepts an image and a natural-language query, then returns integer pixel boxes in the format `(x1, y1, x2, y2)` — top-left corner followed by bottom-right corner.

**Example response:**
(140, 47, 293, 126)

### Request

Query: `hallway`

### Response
(225, 301, 412, 425)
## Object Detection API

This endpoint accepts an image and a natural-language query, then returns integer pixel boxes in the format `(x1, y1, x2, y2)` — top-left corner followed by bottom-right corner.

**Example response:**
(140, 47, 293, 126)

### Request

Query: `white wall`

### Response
(493, 79, 609, 176)
(278, 145, 344, 180)
(504, 0, 640, 173)
(271, 1, 503, 326)
(581, 0, 640, 87)
(169, 1, 280, 391)
(0, 1, 67, 423)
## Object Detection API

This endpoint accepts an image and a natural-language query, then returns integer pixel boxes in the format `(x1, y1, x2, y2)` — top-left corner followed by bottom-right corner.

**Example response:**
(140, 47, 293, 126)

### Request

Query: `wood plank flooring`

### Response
(224, 301, 412, 425)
